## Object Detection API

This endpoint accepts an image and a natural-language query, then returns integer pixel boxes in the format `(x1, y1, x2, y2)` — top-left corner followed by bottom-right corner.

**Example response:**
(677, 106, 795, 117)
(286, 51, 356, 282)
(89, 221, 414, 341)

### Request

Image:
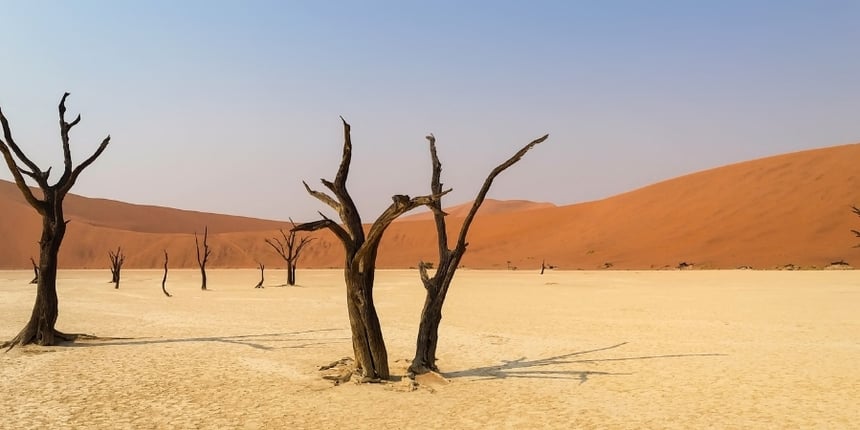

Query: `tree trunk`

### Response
(287, 261, 296, 286)
(344, 266, 389, 380)
(200, 266, 207, 290)
(411, 293, 444, 374)
(6, 213, 68, 347)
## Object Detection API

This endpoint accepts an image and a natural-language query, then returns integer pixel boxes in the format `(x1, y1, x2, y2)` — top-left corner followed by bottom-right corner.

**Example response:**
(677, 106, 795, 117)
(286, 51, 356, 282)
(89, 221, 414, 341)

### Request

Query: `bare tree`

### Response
(0, 93, 111, 348)
(293, 118, 448, 380)
(851, 206, 860, 243)
(254, 262, 265, 288)
(265, 219, 314, 286)
(195, 226, 212, 290)
(409, 133, 548, 375)
(161, 250, 171, 297)
(29, 256, 39, 284)
(108, 247, 125, 289)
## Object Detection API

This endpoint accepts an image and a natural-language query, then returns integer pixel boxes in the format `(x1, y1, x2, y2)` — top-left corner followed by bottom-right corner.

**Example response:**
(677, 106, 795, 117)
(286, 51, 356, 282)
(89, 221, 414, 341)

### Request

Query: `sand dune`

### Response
(2, 143, 860, 269)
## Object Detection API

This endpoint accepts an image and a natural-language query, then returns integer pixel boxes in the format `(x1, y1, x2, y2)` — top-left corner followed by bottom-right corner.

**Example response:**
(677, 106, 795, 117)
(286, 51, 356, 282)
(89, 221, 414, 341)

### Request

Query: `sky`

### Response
(1, 1, 858, 222)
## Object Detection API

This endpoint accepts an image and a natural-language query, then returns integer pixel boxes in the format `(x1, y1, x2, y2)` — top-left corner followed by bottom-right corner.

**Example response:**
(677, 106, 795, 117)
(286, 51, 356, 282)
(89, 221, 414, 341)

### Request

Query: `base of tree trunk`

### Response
(2, 327, 93, 350)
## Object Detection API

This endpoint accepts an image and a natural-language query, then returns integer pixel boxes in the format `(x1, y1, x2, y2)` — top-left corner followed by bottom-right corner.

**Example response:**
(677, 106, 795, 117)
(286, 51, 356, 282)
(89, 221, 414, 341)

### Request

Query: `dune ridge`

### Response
(1, 143, 859, 270)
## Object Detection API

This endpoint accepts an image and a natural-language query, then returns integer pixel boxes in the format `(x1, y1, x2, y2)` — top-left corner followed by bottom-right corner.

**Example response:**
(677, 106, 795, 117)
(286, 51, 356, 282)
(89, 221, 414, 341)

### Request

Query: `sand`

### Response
(1, 269, 857, 429)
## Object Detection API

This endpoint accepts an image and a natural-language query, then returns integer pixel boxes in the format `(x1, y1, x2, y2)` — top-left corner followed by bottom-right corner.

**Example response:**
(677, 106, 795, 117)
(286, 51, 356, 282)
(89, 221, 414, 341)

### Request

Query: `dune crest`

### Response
(2, 143, 859, 269)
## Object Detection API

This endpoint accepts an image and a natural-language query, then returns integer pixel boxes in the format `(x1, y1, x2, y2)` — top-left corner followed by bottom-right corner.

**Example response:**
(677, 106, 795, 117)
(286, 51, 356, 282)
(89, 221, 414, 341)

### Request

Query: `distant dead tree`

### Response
(161, 250, 171, 297)
(409, 132, 547, 375)
(195, 226, 212, 290)
(254, 262, 265, 288)
(540, 259, 546, 275)
(293, 118, 448, 380)
(0, 93, 111, 348)
(851, 206, 860, 244)
(265, 219, 314, 286)
(29, 257, 39, 284)
(108, 247, 125, 289)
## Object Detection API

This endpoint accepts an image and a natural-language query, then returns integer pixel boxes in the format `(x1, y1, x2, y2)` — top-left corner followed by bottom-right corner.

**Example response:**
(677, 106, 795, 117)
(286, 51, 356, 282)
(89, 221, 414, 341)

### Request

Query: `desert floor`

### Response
(1, 269, 858, 429)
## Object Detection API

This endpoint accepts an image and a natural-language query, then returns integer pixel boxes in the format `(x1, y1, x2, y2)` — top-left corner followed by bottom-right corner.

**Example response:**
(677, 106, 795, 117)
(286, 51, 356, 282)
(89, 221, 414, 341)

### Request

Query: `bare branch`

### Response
(454, 134, 548, 252)
(334, 117, 352, 188)
(0, 109, 46, 210)
(293, 215, 351, 246)
(264, 231, 289, 260)
(303, 180, 340, 212)
(59, 93, 74, 178)
(61, 135, 111, 194)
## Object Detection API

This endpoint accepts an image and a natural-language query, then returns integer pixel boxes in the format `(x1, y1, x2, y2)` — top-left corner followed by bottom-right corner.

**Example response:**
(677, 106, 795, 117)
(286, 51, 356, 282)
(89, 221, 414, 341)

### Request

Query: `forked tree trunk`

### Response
(293, 118, 447, 380)
(195, 226, 211, 290)
(109, 247, 125, 289)
(0, 93, 111, 349)
(409, 133, 547, 375)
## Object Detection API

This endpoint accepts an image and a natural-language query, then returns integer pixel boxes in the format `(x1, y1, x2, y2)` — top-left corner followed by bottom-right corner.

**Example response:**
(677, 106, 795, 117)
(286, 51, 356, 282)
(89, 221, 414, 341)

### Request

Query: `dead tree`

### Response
(851, 206, 860, 244)
(108, 247, 125, 289)
(265, 219, 314, 286)
(195, 226, 212, 290)
(29, 257, 39, 284)
(409, 133, 548, 375)
(0, 93, 111, 348)
(254, 262, 265, 288)
(161, 250, 171, 297)
(293, 118, 448, 380)
(540, 259, 546, 275)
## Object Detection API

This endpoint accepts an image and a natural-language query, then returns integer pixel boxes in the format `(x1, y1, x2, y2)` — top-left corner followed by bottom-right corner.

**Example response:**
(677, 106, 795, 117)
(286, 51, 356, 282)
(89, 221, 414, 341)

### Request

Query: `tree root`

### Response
(3, 329, 98, 352)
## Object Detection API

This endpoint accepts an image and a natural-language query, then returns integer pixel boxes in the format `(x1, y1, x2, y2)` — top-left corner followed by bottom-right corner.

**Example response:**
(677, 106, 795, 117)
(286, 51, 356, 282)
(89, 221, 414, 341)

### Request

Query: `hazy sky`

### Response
(1, 1, 858, 222)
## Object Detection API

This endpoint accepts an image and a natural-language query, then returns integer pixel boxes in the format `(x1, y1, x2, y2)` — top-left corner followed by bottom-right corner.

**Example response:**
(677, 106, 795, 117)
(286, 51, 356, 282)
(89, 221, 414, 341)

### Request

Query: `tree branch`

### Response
(0, 106, 46, 210)
(61, 135, 110, 194)
(293, 214, 351, 246)
(303, 180, 340, 213)
(453, 134, 548, 252)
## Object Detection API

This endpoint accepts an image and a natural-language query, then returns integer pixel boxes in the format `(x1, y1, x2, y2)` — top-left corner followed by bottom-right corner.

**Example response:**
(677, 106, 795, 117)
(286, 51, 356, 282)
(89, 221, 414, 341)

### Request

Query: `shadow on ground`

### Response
(444, 342, 725, 384)
(63, 328, 350, 351)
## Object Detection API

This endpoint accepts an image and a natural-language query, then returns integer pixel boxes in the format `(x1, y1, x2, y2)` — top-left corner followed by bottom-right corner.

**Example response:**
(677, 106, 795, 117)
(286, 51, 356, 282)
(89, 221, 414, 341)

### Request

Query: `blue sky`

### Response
(1, 1, 858, 222)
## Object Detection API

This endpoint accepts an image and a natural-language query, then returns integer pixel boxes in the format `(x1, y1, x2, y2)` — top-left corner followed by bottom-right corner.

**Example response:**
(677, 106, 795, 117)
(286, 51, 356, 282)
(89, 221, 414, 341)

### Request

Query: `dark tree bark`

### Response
(29, 256, 39, 284)
(0, 93, 111, 348)
(195, 226, 212, 290)
(254, 262, 265, 288)
(541, 259, 546, 275)
(265, 219, 314, 286)
(161, 250, 171, 297)
(409, 133, 548, 375)
(293, 118, 448, 381)
(108, 247, 125, 289)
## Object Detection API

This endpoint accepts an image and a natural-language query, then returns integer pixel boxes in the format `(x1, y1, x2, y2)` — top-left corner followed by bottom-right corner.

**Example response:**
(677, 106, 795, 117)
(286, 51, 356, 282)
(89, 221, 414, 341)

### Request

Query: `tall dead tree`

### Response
(161, 250, 171, 297)
(108, 247, 125, 289)
(0, 93, 111, 348)
(409, 133, 548, 375)
(293, 118, 448, 380)
(265, 219, 314, 286)
(195, 226, 212, 290)
(29, 257, 39, 284)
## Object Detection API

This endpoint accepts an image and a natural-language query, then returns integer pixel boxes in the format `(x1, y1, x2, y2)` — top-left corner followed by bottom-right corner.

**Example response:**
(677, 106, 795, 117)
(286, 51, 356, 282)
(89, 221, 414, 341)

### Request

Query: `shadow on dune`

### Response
(443, 342, 725, 384)
(63, 328, 349, 351)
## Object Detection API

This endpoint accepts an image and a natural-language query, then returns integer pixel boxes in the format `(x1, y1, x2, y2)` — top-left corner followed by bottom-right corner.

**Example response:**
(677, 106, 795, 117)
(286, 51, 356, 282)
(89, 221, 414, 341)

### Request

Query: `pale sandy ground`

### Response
(1, 269, 858, 429)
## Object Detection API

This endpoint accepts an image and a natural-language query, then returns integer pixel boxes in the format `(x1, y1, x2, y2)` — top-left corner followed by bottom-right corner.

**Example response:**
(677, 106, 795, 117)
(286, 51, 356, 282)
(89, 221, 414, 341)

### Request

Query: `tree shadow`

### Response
(443, 342, 725, 384)
(63, 328, 349, 351)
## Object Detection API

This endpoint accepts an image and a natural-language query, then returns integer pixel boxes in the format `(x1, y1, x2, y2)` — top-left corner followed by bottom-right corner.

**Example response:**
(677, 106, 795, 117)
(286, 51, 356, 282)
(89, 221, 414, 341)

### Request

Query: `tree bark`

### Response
(0, 93, 111, 349)
(409, 133, 548, 375)
(293, 118, 447, 380)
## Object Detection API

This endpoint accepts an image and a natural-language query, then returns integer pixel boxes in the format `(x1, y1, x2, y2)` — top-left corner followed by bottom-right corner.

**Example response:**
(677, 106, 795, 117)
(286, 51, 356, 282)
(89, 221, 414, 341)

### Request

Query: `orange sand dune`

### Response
(2, 143, 860, 270)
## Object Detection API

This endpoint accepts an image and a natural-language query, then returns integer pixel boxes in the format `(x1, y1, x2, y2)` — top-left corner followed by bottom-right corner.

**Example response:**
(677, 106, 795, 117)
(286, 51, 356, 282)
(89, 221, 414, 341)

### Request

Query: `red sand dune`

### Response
(2, 143, 860, 270)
